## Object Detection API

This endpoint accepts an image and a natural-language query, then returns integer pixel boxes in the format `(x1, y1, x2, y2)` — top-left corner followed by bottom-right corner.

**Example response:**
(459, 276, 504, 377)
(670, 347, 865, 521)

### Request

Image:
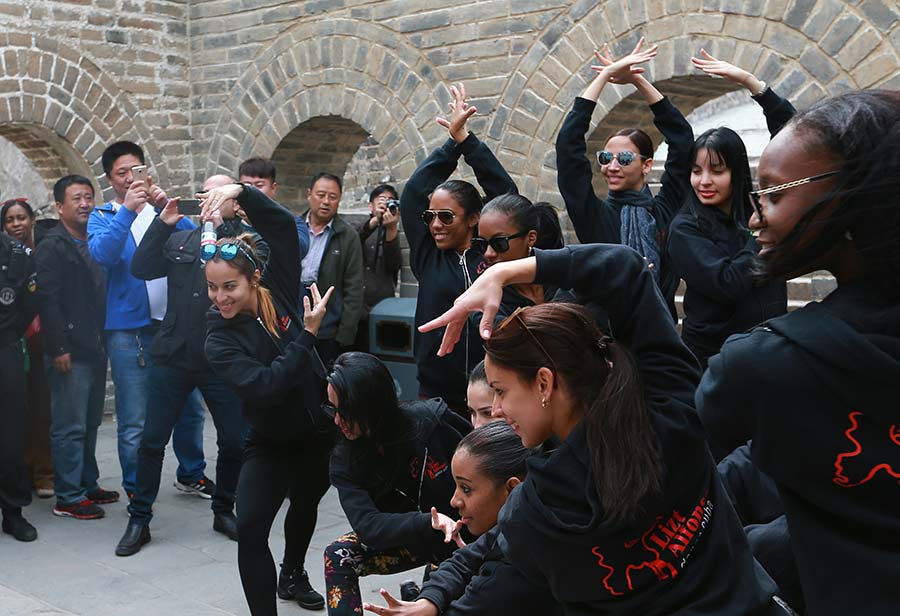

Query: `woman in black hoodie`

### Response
(400, 83, 517, 411)
(556, 38, 693, 320)
(201, 183, 335, 615)
(421, 244, 788, 614)
(696, 90, 900, 615)
(668, 51, 794, 369)
(323, 352, 471, 616)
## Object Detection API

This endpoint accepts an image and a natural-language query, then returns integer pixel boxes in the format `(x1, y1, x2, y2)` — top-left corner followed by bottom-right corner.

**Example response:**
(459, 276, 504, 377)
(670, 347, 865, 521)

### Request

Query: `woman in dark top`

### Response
(421, 244, 788, 615)
(556, 39, 694, 319)
(668, 52, 795, 369)
(400, 83, 517, 411)
(696, 90, 900, 615)
(323, 352, 471, 616)
(362, 422, 561, 616)
(201, 183, 336, 615)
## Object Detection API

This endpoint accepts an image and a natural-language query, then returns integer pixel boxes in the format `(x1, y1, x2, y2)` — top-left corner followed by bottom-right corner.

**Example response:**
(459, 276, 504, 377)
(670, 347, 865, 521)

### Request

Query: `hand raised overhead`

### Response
(436, 83, 477, 144)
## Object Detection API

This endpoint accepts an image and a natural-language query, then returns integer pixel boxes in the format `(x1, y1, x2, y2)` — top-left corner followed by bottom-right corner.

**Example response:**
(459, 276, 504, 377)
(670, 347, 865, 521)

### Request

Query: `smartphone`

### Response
(177, 198, 202, 216)
(131, 165, 148, 184)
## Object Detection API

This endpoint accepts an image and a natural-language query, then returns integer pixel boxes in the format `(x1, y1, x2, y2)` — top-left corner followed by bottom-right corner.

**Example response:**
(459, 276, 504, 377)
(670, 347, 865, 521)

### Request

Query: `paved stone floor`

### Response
(0, 416, 422, 616)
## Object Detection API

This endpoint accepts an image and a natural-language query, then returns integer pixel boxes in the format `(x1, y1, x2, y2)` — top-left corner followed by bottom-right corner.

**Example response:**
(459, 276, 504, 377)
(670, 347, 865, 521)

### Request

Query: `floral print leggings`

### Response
(324, 531, 426, 615)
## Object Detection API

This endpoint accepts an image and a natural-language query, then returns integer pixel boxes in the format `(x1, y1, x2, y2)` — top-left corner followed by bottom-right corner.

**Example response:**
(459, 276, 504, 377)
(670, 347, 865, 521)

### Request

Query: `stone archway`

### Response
(0, 34, 160, 202)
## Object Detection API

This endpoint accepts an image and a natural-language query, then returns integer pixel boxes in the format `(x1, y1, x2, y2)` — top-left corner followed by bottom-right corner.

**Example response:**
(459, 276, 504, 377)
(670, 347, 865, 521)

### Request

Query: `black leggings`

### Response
(237, 432, 332, 616)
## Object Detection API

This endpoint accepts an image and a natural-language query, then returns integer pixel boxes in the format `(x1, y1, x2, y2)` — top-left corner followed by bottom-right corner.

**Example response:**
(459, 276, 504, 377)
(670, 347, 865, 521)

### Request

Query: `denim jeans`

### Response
(128, 363, 244, 524)
(107, 329, 206, 494)
(45, 356, 106, 505)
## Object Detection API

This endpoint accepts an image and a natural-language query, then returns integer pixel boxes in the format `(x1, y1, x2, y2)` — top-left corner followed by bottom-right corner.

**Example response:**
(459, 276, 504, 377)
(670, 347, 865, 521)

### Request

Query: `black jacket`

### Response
(33, 225, 106, 361)
(556, 96, 693, 319)
(418, 526, 561, 616)
(696, 281, 900, 615)
(400, 133, 517, 404)
(668, 88, 795, 367)
(205, 186, 329, 441)
(496, 244, 779, 615)
(356, 216, 402, 316)
(132, 217, 259, 370)
(329, 399, 471, 562)
(0, 233, 37, 345)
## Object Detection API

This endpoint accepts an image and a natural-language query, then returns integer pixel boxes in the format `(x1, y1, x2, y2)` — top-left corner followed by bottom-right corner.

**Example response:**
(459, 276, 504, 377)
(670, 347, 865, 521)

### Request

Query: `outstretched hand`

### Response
(431, 507, 466, 548)
(303, 283, 335, 337)
(436, 83, 477, 144)
(691, 49, 763, 93)
(591, 37, 657, 84)
(363, 590, 438, 616)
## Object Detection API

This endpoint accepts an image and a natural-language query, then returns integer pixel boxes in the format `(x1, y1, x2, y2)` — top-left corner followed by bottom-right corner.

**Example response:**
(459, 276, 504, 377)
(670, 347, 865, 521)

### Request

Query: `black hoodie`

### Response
(556, 96, 694, 320)
(496, 244, 781, 615)
(400, 133, 517, 405)
(668, 88, 795, 368)
(696, 281, 900, 615)
(329, 399, 471, 562)
(417, 526, 561, 616)
(205, 186, 330, 442)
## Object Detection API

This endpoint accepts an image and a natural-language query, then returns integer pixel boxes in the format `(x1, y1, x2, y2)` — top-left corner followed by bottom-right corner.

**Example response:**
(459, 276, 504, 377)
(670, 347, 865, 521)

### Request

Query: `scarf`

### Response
(608, 186, 660, 284)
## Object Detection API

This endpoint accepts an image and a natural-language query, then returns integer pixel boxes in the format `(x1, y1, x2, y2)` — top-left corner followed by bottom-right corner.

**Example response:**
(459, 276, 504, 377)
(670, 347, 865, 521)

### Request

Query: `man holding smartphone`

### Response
(354, 184, 402, 349)
(87, 141, 212, 504)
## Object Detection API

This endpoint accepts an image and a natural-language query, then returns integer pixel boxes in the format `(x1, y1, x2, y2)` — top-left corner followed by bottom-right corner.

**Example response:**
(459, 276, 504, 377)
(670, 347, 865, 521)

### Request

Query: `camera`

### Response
(386, 199, 400, 214)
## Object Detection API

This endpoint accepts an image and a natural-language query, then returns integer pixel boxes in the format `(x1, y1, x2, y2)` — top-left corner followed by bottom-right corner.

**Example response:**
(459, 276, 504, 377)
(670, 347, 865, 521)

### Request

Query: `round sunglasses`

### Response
(420, 209, 456, 225)
(597, 150, 648, 167)
(201, 242, 258, 268)
(470, 230, 528, 254)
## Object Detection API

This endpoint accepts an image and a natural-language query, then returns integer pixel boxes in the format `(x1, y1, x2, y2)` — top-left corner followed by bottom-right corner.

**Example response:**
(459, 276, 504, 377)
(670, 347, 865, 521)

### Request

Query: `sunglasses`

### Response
(470, 230, 529, 254)
(321, 401, 338, 419)
(421, 209, 456, 225)
(201, 241, 258, 268)
(597, 150, 648, 167)
(748, 171, 840, 221)
(496, 307, 556, 371)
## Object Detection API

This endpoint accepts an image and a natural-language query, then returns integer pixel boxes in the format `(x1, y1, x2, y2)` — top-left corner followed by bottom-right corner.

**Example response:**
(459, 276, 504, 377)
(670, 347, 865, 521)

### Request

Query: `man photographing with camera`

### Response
(356, 183, 402, 315)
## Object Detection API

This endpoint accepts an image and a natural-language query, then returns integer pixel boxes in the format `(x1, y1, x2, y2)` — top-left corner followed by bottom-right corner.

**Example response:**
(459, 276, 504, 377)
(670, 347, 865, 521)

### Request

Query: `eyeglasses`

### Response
(421, 209, 456, 225)
(201, 241, 258, 268)
(597, 150, 648, 167)
(321, 401, 338, 419)
(748, 171, 840, 220)
(496, 306, 556, 371)
(470, 230, 529, 254)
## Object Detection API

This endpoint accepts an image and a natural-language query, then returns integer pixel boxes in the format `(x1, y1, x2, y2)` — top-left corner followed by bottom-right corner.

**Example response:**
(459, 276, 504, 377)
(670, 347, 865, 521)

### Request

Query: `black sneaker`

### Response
(277, 565, 325, 610)
(174, 476, 216, 499)
(87, 487, 120, 505)
(400, 580, 421, 601)
(277, 563, 298, 600)
(53, 499, 105, 520)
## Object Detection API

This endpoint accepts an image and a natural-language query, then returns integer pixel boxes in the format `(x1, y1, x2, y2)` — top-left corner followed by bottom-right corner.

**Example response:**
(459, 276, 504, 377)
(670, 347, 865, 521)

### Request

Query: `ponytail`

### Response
(210, 232, 279, 337)
(257, 285, 280, 339)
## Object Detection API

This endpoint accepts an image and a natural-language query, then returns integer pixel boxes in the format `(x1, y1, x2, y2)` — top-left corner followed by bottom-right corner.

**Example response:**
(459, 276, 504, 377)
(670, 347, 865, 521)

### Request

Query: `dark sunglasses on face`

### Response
(597, 150, 648, 167)
(421, 209, 456, 225)
(201, 242, 258, 268)
(321, 401, 338, 419)
(471, 230, 529, 254)
(748, 170, 840, 221)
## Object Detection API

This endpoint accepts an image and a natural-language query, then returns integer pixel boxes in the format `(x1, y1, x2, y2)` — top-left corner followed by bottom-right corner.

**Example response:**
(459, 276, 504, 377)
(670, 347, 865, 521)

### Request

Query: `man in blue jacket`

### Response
(88, 141, 212, 500)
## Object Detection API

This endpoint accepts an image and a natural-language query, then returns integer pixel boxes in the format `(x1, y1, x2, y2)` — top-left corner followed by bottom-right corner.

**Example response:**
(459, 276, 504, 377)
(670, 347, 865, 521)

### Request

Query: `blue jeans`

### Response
(107, 329, 206, 494)
(129, 364, 244, 524)
(46, 357, 105, 505)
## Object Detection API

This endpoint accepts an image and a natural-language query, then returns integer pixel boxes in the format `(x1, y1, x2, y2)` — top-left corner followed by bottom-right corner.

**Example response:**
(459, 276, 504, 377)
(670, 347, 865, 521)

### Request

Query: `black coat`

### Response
(33, 225, 106, 361)
(400, 133, 517, 404)
(496, 244, 780, 615)
(205, 186, 330, 442)
(556, 96, 694, 319)
(329, 399, 471, 562)
(132, 216, 261, 371)
(0, 233, 37, 345)
(356, 216, 402, 316)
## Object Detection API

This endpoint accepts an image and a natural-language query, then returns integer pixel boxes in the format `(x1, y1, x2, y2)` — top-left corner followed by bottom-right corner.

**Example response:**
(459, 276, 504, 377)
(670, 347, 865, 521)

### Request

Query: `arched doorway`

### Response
(270, 116, 393, 213)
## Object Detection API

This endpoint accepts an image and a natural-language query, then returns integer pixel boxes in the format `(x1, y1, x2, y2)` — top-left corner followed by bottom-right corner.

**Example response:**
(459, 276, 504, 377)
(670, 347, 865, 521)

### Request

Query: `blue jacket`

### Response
(88, 201, 193, 331)
(294, 215, 310, 260)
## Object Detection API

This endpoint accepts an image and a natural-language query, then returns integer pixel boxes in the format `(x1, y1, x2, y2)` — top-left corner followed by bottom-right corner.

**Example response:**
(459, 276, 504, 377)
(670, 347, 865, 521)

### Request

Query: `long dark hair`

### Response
(687, 127, 753, 231)
(456, 422, 530, 486)
(327, 352, 399, 450)
(762, 90, 900, 298)
(482, 194, 564, 250)
(484, 303, 660, 525)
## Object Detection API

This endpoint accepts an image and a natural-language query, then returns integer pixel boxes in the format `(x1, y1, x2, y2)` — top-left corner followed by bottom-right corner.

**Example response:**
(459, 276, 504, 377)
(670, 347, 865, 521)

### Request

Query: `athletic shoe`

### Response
(1, 513, 37, 542)
(87, 487, 120, 505)
(35, 485, 54, 499)
(278, 565, 326, 609)
(400, 580, 421, 602)
(53, 499, 105, 520)
(174, 476, 216, 499)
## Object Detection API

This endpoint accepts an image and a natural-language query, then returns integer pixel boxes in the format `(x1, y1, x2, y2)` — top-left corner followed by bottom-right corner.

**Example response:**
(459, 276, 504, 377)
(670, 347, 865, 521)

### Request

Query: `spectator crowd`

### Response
(1, 37, 899, 616)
